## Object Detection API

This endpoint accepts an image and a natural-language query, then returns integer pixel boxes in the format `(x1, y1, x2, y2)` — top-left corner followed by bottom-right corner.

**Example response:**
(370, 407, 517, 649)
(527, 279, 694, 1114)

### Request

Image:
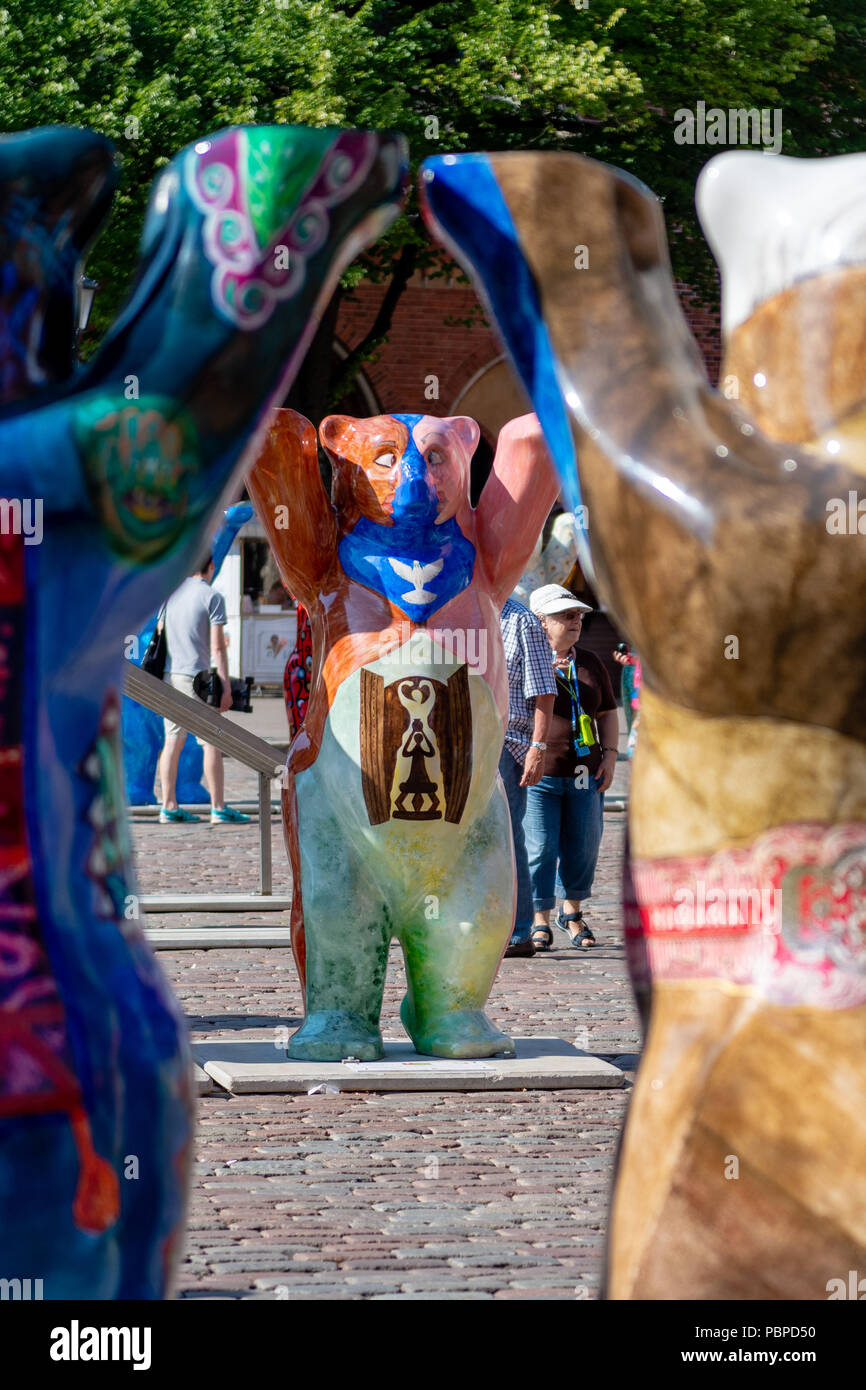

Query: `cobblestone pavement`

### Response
(132, 700, 640, 1300)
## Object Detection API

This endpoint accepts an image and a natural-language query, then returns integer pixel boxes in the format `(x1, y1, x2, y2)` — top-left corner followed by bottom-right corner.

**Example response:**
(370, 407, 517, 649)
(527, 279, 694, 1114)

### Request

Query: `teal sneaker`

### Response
(210, 806, 251, 824)
(159, 807, 201, 823)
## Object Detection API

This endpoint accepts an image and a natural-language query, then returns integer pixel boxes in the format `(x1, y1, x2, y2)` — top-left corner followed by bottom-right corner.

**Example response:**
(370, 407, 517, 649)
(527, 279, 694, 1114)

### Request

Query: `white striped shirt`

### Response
(500, 598, 557, 764)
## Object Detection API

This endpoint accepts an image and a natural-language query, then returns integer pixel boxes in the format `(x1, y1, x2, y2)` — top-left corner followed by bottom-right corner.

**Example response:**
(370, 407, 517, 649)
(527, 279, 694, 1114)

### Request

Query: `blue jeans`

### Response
(525, 775, 604, 911)
(498, 748, 534, 943)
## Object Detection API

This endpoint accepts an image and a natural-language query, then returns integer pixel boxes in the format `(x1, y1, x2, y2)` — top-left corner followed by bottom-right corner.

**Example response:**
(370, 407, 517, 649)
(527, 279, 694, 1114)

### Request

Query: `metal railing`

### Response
(124, 663, 289, 910)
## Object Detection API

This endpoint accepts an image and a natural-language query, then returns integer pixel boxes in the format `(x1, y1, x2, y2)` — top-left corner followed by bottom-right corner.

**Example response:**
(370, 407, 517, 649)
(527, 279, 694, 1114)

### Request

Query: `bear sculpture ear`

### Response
(441, 416, 480, 461)
(319, 414, 358, 462)
(319, 417, 362, 524)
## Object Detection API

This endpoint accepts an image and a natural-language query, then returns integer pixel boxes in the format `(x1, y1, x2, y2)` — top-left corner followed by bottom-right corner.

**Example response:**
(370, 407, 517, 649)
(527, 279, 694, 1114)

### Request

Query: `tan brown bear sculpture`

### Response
(421, 148, 866, 1300)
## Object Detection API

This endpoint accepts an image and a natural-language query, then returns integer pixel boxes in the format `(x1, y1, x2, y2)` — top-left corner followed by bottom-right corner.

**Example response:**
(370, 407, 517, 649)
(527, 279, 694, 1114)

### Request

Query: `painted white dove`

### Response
(388, 556, 444, 604)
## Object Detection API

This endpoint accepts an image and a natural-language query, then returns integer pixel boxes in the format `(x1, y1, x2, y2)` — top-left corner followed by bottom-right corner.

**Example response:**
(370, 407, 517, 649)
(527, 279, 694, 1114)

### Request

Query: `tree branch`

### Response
(327, 243, 418, 408)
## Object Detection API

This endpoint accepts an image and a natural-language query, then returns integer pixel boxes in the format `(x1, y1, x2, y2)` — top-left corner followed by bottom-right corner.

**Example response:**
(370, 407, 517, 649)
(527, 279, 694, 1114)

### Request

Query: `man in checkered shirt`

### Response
(499, 597, 556, 957)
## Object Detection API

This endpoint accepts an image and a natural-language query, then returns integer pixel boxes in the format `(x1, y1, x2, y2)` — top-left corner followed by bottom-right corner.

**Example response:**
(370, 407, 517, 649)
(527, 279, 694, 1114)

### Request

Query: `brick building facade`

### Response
(336, 269, 722, 439)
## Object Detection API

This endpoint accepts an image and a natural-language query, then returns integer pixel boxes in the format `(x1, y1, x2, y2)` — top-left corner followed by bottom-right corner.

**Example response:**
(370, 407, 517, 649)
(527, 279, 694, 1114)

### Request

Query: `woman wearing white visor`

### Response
(526, 585, 619, 949)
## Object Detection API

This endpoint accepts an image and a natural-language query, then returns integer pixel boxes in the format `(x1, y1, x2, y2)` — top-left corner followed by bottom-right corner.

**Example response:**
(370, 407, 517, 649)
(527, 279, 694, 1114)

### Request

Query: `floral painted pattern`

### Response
(185, 128, 378, 330)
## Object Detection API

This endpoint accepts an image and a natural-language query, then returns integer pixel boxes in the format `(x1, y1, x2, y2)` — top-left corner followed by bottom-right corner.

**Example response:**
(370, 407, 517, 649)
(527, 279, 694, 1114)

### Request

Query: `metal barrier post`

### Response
(259, 771, 272, 896)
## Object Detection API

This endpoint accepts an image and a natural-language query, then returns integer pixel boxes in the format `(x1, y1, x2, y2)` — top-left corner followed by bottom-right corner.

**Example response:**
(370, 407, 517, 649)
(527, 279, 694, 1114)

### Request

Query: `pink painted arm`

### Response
(474, 412, 560, 605)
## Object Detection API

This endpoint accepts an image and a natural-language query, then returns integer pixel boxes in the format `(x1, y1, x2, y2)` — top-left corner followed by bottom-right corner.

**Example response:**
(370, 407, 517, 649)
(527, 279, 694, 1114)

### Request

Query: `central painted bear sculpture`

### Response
(248, 408, 558, 1061)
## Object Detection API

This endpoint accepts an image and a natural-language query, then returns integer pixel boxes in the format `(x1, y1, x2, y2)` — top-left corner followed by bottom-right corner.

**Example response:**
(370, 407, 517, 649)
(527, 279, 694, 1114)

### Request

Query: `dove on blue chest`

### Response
(337, 413, 476, 621)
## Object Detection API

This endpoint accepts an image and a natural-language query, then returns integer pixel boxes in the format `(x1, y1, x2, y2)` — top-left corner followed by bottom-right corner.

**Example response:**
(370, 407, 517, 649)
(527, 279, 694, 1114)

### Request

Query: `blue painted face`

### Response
(337, 413, 477, 622)
(389, 413, 438, 522)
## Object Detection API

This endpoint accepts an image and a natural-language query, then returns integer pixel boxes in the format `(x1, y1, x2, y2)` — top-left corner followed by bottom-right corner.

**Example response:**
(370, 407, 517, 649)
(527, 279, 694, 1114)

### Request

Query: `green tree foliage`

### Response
(561, 1, 835, 292)
(0, 1, 853, 356)
(782, 1, 866, 156)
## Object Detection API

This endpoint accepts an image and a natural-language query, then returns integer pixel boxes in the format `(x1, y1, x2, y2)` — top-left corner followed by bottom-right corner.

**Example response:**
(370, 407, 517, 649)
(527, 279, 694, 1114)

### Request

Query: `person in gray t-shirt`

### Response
(158, 555, 250, 825)
(164, 570, 227, 677)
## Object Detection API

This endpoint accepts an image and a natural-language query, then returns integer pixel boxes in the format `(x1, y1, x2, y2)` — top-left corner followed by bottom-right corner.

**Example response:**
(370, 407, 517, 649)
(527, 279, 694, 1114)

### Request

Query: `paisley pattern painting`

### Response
(0, 121, 406, 1298)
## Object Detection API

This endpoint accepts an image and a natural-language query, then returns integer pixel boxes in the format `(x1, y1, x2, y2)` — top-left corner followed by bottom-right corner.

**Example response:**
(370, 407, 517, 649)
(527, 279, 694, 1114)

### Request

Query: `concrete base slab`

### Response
(148, 926, 291, 949)
(193, 1036, 624, 1094)
(141, 893, 292, 913)
(192, 1063, 219, 1096)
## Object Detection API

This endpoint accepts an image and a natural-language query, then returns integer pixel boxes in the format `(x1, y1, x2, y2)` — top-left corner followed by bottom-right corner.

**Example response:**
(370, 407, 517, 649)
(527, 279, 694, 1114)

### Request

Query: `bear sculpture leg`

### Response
(288, 777, 390, 1061)
(288, 750, 516, 1061)
(397, 795, 516, 1059)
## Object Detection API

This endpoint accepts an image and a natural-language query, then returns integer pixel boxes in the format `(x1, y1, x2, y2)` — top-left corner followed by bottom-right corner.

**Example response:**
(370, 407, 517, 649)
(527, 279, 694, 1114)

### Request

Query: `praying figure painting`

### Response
(0, 121, 406, 1297)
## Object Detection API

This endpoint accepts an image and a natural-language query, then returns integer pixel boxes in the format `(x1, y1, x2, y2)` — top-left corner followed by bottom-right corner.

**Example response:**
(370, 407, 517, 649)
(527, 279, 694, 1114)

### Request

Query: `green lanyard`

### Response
(556, 656, 596, 756)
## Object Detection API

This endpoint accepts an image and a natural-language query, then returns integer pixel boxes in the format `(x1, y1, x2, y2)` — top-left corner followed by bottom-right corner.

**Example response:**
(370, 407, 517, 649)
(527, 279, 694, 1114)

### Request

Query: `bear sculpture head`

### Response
(320, 412, 480, 533)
